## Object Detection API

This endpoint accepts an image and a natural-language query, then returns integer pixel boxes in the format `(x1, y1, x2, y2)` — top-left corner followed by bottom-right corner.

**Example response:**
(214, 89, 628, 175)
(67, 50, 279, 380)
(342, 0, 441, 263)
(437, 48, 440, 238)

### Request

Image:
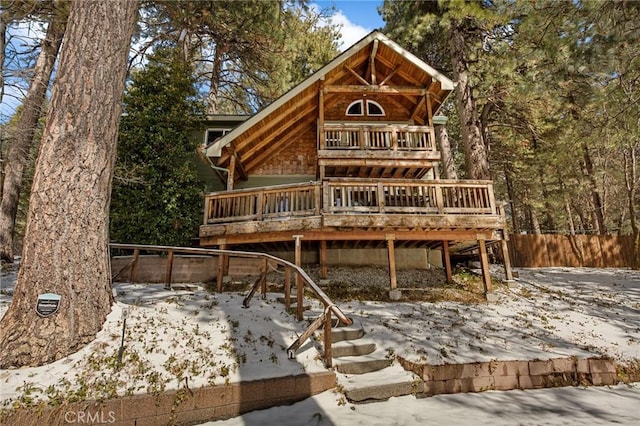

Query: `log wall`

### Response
(508, 234, 634, 268)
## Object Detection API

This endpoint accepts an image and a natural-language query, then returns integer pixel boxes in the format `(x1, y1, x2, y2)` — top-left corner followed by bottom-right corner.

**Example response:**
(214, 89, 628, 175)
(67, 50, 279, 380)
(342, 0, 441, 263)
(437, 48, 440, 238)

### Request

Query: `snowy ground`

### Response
(0, 266, 639, 424)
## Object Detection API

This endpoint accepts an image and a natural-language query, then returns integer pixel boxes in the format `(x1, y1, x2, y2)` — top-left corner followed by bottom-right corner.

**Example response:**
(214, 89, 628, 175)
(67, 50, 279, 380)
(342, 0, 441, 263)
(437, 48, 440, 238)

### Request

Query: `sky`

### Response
(314, 1, 385, 48)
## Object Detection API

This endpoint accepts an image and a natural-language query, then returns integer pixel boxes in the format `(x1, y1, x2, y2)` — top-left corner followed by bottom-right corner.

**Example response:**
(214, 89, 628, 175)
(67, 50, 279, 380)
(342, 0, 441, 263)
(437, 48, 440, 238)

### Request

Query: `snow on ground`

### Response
(0, 266, 639, 424)
(199, 383, 640, 426)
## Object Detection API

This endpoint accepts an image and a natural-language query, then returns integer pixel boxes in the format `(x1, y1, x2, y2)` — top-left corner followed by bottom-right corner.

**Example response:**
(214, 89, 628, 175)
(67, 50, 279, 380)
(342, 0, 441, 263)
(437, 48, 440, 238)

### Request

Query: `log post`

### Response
(130, 248, 139, 284)
(324, 307, 333, 368)
(320, 240, 328, 279)
(442, 241, 453, 284)
(165, 250, 174, 290)
(284, 266, 291, 310)
(261, 258, 268, 299)
(501, 239, 514, 282)
(216, 243, 226, 293)
(478, 238, 493, 294)
(293, 235, 304, 321)
(386, 234, 397, 291)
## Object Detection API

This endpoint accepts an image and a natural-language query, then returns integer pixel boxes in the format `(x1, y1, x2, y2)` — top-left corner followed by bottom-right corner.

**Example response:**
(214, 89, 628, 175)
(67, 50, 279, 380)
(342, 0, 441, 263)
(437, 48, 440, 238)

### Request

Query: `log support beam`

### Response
(386, 234, 397, 291)
(442, 240, 453, 284)
(478, 238, 493, 294)
(320, 240, 328, 279)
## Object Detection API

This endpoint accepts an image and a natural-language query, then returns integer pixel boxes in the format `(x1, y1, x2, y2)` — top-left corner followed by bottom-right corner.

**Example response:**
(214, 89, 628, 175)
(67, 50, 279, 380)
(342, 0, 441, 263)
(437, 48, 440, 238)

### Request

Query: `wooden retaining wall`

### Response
(507, 235, 634, 268)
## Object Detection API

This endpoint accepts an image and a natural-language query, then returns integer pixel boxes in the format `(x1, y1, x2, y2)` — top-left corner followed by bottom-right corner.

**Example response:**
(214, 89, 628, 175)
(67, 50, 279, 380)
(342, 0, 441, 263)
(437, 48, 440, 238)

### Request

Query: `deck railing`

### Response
(204, 178, 497, 224)
(320, 124, 435, 151)
(204, 182, 321, 224)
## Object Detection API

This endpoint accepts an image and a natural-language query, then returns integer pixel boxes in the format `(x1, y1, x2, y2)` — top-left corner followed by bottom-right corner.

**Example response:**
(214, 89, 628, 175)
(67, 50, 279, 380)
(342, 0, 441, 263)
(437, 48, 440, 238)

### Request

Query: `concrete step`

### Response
(333, 352, 393, 374)
(339, 364, 423, 403)
(331, 326, 365, 343)
(330, 339, 377, 358)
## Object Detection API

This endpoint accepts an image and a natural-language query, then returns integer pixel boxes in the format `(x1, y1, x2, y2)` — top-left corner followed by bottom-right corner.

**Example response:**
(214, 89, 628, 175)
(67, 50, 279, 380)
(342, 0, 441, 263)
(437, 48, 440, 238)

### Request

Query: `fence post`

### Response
(284, 266, 291, 310)
(165, 250, 174, 290)
(261, 258, 268, 299)
(324, 307, 333, 368)
(130, 248, 139, 284)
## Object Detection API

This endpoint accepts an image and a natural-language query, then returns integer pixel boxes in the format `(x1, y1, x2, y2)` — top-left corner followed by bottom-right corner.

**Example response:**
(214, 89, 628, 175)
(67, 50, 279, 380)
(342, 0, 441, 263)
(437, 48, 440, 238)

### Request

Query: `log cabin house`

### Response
(199, 31, 513, 294)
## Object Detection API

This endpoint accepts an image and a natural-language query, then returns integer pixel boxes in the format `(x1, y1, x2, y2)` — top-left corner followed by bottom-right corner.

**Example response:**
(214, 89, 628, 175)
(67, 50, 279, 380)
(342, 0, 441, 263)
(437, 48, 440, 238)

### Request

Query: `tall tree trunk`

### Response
(623, 142, 639, 269)
(582, 143, 607, 234)
(0, 15, 6, 105)
(207, 45, 226, 115)
(436, 124, 458, 180)
(0, 7, 67, 263)
(0, 0, 138, 368)
(448, 19, 490, 180)
(504, 165, 520, 234)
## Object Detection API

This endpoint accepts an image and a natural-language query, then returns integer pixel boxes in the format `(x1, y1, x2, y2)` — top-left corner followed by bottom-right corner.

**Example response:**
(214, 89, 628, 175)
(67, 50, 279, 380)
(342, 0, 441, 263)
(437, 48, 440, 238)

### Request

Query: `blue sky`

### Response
(313, 1, 385, 48)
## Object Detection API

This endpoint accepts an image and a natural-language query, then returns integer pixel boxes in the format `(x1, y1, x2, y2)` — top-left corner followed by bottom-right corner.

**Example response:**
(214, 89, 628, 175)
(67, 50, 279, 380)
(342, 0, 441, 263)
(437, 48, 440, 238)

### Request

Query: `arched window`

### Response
(366, 100, 385, 116)
(346, 100, 364, 116)
(345, 99, 386, 117)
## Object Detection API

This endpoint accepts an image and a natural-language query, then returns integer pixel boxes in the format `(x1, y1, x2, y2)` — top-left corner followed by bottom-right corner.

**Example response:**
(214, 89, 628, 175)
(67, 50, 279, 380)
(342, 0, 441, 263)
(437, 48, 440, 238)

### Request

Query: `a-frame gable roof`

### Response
(205, 30, 454, 175)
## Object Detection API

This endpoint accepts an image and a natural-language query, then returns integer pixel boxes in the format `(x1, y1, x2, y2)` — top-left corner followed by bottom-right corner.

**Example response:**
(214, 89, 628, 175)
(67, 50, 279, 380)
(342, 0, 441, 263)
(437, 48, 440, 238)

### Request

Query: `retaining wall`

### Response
(2, 371, 336, 426)
(397, 356, 636, 396)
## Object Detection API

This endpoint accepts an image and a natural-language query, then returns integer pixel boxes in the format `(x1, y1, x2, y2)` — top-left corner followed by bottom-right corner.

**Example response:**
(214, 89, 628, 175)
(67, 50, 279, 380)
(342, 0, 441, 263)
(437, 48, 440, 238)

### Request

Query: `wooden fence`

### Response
(508, 234, 634, 268)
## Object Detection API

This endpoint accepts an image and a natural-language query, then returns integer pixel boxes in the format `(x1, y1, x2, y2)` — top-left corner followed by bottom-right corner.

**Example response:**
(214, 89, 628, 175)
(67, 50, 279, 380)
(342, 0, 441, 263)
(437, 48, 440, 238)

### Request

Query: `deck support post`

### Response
(478, 238, 493, 294)
(386, 234, 397, 291)
(320, 240, 328, 279)
(500, 239, 514, 282)
(442, 240, 453, 284)
(293, 235, 304, 321)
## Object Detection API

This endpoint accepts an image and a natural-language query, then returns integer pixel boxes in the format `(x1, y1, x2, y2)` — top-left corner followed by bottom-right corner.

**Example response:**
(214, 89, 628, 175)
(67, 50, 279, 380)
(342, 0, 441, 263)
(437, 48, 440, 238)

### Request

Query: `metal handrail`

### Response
(108, 243, 351, 367)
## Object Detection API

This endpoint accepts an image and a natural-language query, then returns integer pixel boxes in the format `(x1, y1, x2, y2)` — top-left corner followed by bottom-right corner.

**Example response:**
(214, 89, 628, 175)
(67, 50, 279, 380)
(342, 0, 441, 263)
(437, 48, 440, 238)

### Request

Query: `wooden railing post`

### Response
(261, 258, 268, 299)
(130, 248, 139, 284)
(284, 266, 291, 310)
(165, 250, 174, 290)
(435, 184, 445, 214)
(324, 307, 333, 368)
(293, 235, 304, 321)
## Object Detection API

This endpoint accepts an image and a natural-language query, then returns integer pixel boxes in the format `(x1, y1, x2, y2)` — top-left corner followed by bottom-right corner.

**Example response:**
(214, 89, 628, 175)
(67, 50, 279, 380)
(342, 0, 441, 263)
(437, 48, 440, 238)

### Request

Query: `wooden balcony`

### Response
(318, 124, 440, 179)
(200, 178, 504, 246)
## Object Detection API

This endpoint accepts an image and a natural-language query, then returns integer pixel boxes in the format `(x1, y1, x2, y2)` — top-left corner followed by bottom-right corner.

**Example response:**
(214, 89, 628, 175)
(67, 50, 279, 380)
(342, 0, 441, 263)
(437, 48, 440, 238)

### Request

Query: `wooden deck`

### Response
(199, 178, 505, 247)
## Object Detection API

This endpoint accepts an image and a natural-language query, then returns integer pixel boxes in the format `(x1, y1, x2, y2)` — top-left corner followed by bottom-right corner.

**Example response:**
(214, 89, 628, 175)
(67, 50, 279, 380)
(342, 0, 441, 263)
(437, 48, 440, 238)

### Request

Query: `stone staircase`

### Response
(314, 315, 423, 403)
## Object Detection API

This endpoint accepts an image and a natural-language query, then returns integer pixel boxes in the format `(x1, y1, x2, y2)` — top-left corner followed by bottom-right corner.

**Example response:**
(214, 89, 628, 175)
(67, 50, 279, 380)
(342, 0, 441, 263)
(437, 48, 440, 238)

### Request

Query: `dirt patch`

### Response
(212, 265, 504, 304)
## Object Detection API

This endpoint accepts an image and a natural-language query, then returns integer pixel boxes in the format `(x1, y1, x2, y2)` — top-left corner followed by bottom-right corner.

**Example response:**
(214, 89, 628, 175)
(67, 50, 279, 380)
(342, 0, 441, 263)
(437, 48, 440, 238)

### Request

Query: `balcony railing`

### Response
(320, 124, 435, 151)
(203, 179, 497, 225)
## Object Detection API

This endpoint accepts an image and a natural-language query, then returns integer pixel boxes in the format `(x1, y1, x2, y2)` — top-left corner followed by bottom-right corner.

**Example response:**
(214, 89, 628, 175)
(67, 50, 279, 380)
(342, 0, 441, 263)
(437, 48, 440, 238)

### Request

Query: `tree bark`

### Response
(436, 124, 458, 180)
(448, 18, 490, 180)
(582, 143, 607, 234)
(623, 142, 639, 269)
(0, 6, 67, 263)
(0, 0, 138, 368)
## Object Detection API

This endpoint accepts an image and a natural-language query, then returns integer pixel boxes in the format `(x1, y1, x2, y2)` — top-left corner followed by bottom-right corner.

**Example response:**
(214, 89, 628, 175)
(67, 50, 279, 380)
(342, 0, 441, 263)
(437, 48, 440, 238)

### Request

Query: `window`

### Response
(346, 100, 364, 116)
(345, 99, 385, 117)
(366, 100, 385, 116)
(205, 128, 230, 145)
